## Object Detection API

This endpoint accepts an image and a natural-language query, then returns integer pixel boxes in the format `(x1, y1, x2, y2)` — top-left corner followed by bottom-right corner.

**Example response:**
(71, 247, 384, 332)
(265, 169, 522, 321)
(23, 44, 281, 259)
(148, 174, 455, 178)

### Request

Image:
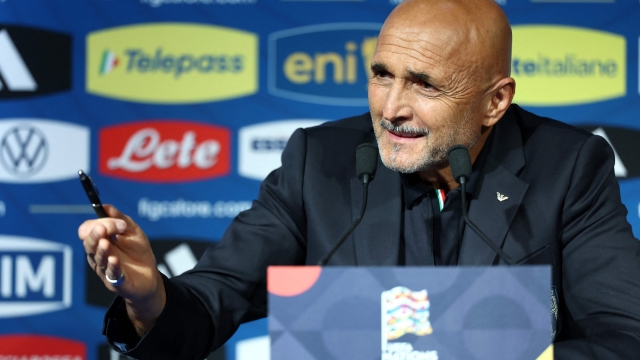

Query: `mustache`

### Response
(379, 119, 429, 135)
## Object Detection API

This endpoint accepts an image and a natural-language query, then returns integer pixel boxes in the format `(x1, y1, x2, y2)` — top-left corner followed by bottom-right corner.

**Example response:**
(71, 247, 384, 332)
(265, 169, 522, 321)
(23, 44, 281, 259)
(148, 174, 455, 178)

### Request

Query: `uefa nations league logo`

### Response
(381, 286, 438, 360)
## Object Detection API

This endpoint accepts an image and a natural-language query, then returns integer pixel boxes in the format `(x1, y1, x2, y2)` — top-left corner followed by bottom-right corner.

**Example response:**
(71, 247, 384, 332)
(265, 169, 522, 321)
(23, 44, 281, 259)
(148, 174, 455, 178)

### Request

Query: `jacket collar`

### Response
(457, 105, 530, 265)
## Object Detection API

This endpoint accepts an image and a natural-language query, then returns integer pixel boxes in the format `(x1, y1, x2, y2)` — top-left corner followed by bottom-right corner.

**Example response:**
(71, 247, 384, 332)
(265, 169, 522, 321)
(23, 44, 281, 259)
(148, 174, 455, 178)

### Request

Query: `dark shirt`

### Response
(400, 139, 491, 266)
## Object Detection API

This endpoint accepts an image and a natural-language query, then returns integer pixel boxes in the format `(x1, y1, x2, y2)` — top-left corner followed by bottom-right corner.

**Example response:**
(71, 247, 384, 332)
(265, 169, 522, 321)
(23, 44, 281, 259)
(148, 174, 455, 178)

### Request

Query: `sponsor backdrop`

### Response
(0, 0, 638, 359)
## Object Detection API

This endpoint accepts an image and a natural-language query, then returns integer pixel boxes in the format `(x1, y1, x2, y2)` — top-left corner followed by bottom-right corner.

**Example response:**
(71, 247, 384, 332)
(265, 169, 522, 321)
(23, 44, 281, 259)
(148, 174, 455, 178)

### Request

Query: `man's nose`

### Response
(382, 82, 412, 121)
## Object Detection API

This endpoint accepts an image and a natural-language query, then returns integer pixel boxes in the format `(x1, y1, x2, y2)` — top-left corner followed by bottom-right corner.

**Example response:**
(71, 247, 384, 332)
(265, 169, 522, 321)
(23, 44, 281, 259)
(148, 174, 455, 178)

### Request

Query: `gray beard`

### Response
(375, 114, 479, 174)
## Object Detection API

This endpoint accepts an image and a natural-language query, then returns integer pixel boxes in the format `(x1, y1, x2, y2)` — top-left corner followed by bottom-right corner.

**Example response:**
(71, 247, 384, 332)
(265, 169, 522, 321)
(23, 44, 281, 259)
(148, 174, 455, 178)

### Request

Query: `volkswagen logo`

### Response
(0, 125, 48, 177)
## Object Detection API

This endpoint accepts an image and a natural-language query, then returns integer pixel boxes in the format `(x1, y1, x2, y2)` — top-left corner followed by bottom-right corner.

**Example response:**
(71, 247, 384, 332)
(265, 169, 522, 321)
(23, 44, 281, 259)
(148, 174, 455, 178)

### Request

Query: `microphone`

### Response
(447, 145, 514, 265)
(317, 143, 378, 266)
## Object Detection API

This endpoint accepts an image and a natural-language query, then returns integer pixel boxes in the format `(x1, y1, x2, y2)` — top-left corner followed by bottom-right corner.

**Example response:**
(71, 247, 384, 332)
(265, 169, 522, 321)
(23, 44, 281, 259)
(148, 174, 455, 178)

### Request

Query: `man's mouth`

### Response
(379, 119, 428, 140)
(388, 129, 425, 138)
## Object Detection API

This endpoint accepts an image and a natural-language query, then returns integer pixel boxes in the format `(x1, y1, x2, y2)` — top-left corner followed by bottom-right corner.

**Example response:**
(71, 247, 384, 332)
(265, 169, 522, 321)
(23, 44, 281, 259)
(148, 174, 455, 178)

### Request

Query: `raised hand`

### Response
(78, 204, 166, 336)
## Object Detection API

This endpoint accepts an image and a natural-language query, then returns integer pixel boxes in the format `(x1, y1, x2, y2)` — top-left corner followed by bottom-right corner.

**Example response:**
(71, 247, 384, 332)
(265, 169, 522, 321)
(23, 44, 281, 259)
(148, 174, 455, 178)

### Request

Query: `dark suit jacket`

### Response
(106, 105, 640, 359)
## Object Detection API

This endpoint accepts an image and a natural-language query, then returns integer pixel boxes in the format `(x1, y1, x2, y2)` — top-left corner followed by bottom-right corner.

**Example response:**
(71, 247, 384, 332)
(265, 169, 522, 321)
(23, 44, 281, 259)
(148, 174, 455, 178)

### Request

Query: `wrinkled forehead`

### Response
(377, 21, 467, 55)
(373, 20, 475, 73)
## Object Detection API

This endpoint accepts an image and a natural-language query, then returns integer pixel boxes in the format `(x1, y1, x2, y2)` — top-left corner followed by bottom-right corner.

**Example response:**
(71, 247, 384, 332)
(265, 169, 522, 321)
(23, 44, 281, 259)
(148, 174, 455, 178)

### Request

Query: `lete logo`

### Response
(99, 120, 230, 182)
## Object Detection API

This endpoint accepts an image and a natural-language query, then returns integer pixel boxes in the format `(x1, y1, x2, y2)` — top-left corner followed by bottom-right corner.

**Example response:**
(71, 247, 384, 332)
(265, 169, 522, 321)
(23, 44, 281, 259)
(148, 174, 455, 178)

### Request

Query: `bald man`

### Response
(80, 0, 640, 358)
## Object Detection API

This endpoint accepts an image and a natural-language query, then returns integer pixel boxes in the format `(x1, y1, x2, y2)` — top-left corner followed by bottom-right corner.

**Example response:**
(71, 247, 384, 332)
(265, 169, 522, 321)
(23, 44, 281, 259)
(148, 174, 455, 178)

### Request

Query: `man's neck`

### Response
(417, 126, 493, 192)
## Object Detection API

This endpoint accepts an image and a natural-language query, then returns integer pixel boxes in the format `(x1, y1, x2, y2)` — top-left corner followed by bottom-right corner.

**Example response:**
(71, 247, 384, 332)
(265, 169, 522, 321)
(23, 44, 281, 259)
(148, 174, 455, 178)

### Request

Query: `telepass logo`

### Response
(86, 23, 258, 104)
(99, 120, 231, 182)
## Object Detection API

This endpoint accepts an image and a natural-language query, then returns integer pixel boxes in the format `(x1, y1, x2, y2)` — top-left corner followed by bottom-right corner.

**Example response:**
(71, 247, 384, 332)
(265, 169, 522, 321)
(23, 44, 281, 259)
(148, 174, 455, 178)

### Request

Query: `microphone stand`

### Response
(317, 173, 371, 266)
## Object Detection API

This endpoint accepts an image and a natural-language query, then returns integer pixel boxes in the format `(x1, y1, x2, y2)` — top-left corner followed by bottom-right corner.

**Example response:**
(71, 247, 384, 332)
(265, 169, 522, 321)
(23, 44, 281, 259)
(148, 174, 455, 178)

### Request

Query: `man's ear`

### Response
(483, 77, 516, 127)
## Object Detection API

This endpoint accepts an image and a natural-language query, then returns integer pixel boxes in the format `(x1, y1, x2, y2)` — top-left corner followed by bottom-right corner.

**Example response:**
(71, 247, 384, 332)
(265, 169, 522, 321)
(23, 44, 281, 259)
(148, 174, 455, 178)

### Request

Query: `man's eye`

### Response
(418, 81, 436, 90)
(372, 70, 390, 78)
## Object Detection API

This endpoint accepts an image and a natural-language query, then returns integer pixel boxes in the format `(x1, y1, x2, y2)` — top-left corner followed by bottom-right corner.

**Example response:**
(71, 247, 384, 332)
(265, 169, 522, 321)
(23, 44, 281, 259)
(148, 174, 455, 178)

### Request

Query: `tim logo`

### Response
(99, 120, 230, 182)
(238, 119, 325, 180)
(268, 23, 380, 106)
(0, 25, 71, 99)
(0, 236, 72, 318)
(0, 119, 89, 183)
(381, 286, 437, 360)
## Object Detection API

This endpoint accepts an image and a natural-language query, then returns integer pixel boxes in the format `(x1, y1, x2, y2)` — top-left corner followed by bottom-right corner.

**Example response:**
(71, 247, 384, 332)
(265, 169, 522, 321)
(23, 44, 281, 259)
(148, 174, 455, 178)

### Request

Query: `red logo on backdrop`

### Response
(0, 334, 85, 358)
(99, 120, 231, 182)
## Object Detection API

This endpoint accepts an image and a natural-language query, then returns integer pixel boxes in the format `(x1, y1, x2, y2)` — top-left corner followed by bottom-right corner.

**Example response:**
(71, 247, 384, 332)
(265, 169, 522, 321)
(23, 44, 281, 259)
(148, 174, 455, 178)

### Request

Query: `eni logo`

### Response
(268, 23, 381, 106)
(86, 23, 258, 104)
(511, 25, 626, 106)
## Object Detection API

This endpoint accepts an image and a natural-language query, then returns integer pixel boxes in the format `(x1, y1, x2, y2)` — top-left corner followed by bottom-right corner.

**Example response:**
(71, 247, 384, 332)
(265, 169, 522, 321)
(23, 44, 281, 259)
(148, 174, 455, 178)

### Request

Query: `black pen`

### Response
(78, 170, 117, 243)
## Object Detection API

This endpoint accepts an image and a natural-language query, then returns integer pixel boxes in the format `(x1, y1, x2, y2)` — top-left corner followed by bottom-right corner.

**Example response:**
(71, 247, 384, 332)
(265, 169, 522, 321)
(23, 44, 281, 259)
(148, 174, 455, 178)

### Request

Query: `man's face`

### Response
(368, 22, 487, 174)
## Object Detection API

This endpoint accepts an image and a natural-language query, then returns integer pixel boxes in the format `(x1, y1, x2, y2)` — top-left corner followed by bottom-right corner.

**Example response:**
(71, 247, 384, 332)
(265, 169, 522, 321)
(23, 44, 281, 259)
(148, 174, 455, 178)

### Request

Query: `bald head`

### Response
(383, 0, 512, 83)
(368, 0, 516, 188)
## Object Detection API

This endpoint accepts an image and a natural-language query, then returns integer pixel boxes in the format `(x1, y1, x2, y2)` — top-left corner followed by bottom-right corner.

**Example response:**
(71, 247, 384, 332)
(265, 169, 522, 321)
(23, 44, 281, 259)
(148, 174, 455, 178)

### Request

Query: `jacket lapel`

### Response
(458, 109, 530, 265)
(350, 157, 403, 265)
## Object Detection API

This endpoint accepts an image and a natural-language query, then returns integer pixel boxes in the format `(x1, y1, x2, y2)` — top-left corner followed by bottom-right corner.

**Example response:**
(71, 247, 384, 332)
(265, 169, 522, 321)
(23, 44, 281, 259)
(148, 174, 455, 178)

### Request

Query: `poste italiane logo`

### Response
(87, 23, 258, 104)
(269, 23, 380, 106)
(511, 25, 625, 106)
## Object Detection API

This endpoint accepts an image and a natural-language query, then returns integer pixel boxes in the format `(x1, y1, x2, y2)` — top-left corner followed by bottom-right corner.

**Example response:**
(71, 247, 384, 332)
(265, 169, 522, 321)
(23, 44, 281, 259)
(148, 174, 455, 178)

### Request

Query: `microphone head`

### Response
(447, 144, 472, 184)
(356, 143, 378, 182)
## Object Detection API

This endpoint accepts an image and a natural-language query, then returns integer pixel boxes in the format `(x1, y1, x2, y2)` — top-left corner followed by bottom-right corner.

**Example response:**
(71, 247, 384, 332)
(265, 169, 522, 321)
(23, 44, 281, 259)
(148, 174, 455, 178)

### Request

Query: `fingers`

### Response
(78, 216, 127, 241)
(78, 205, 129, 288)
(86, 253, 97, 272)
(105, 255, 122, 285)
(79, 220, 122, 268)
(93, 238, 112, 274)
(104, 204, 137, 230)
(92, 238, 125, 289)
(77, 205, 155, 295)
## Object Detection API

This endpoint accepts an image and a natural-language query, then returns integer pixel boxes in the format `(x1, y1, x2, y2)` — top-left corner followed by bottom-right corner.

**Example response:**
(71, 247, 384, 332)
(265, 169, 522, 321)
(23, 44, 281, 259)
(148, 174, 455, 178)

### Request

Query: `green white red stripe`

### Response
(436, 189, 446, 211)
(99, 50, 118, 75)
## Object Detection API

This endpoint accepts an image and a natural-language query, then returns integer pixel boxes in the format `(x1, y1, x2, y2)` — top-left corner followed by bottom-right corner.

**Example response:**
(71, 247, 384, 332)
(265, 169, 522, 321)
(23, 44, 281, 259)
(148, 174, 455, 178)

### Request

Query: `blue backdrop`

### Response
(0, 0, 638, 359)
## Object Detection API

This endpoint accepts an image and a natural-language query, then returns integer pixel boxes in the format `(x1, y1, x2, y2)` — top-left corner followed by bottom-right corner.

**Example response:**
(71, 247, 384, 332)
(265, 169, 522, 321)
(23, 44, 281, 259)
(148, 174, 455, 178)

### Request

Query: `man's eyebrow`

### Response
(370, 62, 388, 73)
(407, 69, 431, 83)
(370, 63, 434, 84)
